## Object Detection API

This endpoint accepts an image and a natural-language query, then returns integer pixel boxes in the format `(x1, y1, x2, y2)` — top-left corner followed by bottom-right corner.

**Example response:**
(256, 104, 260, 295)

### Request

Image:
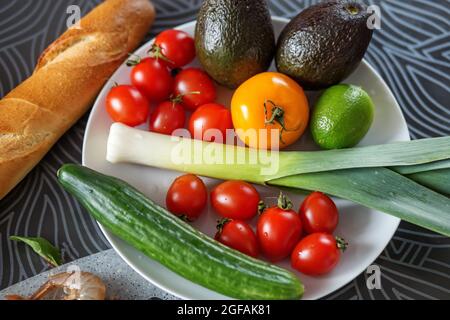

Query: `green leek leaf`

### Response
(392, 159, 450, 175)
(106, 124, 450, 237)
(407, 169, 450, 196)
(273, 136, 450, 179)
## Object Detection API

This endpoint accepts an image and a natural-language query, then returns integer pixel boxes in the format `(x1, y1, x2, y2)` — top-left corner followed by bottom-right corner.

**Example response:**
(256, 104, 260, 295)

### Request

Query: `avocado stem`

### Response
(345, 4, 360, 15)
(336, 236, 349, 252)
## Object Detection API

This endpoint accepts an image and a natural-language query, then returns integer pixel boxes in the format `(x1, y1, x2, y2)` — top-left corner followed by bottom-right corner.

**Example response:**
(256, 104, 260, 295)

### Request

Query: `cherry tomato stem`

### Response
(149, 44, 175, 66)
(336, 236, 348, 252)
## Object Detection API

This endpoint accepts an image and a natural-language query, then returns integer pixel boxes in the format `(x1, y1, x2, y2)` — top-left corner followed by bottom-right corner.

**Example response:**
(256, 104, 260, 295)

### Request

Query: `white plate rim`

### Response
(82, 16, 407, 300)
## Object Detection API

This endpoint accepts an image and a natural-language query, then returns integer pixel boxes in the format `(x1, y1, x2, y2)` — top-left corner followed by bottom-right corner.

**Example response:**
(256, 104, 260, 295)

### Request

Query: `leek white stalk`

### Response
(107, 123, 275, 184)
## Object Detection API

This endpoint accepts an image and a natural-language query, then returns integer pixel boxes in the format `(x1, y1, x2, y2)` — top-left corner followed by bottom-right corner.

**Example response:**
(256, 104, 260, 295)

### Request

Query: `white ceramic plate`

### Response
(83, 17, 409, 300)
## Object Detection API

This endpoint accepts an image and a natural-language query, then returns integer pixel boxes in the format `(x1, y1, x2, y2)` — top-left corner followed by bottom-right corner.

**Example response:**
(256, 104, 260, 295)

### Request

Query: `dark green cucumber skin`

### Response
(57, 164, 303, 300)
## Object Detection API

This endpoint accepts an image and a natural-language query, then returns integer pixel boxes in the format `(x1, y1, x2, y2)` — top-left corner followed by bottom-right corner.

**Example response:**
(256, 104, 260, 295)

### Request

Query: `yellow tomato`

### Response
(231, 72, 309, 150)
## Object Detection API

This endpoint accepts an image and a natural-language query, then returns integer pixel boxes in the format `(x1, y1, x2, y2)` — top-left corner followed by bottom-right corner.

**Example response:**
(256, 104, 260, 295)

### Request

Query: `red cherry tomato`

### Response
(174, 68, 216, 111)
(211, 181, 260, 220)
(215, 219, 259, 258)
(256, 194, 303, 262)
(299, 192, 339, 234)
(149, 100, 186, 135)
(188, 103, 233, 142)
(106, 85, 149, 127)
(154, 29, 196, 68)
(130, 57, 173, 102)
(291, 233, 347, 276)
(166, 174, 207, 221)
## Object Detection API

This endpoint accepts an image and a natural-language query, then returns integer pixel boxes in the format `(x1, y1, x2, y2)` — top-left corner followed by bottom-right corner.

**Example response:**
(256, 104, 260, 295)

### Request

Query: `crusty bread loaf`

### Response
(0, 0, 155, 200)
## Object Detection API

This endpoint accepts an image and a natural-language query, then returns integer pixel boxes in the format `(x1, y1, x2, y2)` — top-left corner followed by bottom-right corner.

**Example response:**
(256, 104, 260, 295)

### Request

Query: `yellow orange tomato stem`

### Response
(264, 99, 306, 145)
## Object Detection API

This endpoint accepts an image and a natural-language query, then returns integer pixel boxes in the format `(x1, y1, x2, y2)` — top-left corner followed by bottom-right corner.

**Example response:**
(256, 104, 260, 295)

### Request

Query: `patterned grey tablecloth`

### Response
(0, 0, 449, 300)
(0, 249, 178, 300)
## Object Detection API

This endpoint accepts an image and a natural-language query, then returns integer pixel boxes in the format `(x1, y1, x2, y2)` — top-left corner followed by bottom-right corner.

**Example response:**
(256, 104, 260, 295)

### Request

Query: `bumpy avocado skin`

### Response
(276, 1, 373, 90)
(195, 0, 275, 89)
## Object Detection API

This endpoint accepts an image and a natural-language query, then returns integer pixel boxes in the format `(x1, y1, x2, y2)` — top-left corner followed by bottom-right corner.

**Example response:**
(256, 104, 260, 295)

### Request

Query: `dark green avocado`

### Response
(276, 0, 373, 90)
(195, 0, 275, 89)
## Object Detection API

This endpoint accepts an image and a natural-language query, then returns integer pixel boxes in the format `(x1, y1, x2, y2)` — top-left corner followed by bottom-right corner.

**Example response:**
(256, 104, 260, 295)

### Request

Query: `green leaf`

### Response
(10, 236, 62, 267)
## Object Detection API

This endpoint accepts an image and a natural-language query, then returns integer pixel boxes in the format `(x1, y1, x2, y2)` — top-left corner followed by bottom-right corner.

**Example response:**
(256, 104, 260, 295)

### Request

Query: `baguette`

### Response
(0, 0, 155, 200)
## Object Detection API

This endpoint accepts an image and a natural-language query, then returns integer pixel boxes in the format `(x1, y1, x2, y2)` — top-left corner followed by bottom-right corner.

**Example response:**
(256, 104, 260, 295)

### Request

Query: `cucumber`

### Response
(57, 164, 303, 300)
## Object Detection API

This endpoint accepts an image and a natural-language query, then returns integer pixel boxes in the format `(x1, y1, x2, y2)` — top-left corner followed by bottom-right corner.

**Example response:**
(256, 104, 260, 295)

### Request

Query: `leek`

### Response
(392, 159, 450, 175)
(275, 136, 450, 179)
(391, 160, 450, 195)
(407, 169, 450, 196)
(108, 123, 450, 181)
(106, 123, 450, 236)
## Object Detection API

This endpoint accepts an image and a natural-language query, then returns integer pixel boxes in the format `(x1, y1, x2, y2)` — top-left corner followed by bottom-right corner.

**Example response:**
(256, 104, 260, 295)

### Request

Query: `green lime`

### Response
(311, 84, 375, 149)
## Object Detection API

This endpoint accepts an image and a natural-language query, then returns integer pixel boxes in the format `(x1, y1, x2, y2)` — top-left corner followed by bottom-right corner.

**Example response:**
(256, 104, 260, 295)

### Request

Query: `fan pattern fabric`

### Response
(0, 0, 449, 299)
